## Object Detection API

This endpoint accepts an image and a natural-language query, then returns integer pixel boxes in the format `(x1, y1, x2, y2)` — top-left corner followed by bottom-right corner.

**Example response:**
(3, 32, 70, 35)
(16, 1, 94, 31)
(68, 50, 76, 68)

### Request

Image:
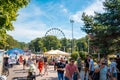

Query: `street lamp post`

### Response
(70, 19, 74, 54)
(88, 38, 89, 54)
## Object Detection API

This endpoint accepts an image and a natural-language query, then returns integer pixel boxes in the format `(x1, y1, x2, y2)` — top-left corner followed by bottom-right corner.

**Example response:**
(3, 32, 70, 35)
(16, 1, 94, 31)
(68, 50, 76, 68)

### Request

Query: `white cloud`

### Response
(63, 8, 68, 13)
(60, 4, 68, 14)
(17, 4, 43, 22)
(7, 20, 48, 42)
(84, 0, 104, 16)
(7, 4, 48, 42)
(70, 0, 105, 23)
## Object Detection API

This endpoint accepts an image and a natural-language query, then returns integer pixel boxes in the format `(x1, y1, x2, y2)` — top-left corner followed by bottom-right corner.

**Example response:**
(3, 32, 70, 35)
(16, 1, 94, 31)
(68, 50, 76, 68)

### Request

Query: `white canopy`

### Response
(44, 50, 70, 56)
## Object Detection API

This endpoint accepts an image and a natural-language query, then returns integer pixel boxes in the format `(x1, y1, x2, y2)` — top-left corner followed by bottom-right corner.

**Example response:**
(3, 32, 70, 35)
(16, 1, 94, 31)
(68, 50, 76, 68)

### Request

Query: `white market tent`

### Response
(44, 50, 70, 56)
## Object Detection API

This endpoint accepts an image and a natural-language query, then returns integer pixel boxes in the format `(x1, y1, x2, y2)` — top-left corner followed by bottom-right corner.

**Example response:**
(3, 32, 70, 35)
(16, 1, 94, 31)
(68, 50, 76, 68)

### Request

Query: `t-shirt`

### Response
(89, 59, 94, 71)
(57, 62, 65, 73)
(100, 65, 108, 80)
(110, 61, 117, 73)
(65, 64, 77, 79)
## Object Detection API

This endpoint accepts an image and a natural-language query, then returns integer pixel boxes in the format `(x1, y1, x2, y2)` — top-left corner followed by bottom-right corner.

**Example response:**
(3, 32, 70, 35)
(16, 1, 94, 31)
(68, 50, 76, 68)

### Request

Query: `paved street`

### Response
(7, 65, 88, 80)
(7, 65, 57, 80)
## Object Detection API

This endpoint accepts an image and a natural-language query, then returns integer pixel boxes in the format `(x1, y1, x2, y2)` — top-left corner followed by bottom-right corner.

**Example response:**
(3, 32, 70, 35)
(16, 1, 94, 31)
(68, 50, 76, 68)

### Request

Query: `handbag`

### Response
(92, 72, 100, 80)
(72, 72, 78, 80)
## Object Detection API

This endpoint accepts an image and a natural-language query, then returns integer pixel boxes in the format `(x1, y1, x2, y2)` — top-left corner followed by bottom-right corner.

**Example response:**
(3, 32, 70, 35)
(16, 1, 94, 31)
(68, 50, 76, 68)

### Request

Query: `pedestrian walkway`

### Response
(7, 65, 57, 80)
(7, 65, 88, 80)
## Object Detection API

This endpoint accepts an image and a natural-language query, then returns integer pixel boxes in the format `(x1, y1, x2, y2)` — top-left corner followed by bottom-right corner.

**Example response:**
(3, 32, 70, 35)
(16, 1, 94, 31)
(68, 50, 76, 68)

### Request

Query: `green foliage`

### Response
(0, 0, 30, 49)
(5, 35, 27, 50)
(43, 36, 61, 51)
(82, 0, 120, 54)
(0, 0, 30, 30)
(28, 38, 43, 52)
(43, 47, 47, 52)
(70, 51, 79, 60)
(76, 37, 88, 52)
(79, 51, 88, 60)
(60, 38, 68, 51)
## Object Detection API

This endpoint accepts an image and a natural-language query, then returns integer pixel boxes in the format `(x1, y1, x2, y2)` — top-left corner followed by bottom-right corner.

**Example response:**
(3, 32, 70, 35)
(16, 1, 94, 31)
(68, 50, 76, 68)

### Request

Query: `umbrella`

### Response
(6, 48, 24, 55)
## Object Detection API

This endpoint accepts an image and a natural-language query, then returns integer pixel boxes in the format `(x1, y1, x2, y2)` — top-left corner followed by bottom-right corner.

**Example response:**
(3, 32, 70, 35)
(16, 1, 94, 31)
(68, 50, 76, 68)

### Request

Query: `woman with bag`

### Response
(100, 62, 108, 80)
(92, 61, 100, 80)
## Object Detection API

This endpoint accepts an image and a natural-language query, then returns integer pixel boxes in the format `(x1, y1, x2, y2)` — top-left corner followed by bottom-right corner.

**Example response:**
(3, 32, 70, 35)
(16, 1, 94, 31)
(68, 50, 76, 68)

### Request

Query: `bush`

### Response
(79, 51, 87, 60)
(70, 51, 79, 60)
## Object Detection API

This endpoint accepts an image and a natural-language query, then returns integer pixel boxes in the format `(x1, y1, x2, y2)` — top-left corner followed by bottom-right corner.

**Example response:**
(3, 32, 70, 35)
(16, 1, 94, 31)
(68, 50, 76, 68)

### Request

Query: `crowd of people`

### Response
(55, 55, 120, 80)
(3, 54, 120, 80)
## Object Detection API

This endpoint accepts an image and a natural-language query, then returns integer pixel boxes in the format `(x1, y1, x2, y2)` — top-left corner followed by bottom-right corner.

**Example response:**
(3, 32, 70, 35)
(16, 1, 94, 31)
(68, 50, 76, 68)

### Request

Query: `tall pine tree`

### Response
(82, 0, 120, 54)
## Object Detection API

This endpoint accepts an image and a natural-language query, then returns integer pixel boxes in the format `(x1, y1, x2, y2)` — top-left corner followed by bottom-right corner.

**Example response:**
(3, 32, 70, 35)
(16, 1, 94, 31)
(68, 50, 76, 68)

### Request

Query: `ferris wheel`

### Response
(45, 28, 65, 39)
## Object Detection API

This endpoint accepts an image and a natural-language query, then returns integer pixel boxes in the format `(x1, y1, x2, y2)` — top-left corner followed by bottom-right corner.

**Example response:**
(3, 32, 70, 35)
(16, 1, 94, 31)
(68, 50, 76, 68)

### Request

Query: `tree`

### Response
(82, 0, 120, 54)
(0, 0, 30, 48)
(76, 37, 88, 52)
(60, 38, 68, 51)
(43, 36, 61, 51)
(5, 35, 27, 50)
(28, 38, 43, 52)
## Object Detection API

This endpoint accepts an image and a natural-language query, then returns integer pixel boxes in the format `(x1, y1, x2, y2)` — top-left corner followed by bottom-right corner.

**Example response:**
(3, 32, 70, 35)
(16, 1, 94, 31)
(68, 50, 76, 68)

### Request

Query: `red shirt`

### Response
(65, 64, 77, 79)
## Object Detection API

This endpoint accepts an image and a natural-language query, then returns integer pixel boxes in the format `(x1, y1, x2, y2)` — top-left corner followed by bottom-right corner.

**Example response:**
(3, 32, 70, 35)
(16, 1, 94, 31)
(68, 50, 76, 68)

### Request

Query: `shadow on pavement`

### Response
(41, 77, 57, 80)
(12, 76, 27, 80)
(13, 69, 28, 73)
(48, 70, 56, 73)
(13, 69, 24, 71)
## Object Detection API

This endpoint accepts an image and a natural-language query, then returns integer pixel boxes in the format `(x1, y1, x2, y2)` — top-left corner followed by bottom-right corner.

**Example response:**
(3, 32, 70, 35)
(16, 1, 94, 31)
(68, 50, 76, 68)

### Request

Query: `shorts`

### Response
(89, 71, 94, 76)
(112, 73, 117, 78)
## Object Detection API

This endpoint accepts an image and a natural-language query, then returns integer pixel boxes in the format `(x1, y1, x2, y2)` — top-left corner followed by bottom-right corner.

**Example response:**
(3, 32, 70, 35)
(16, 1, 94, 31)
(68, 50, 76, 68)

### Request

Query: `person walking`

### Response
(64, 58, 80, 80)
(92, 61, 100, 80)
(56, 57, 65, 80)
(27, 62, 36, 80)
(44, 57, 48, 76)
(77, 57, 82, 73)
(23, 59, 26, 70)
(115, 55, 120, 80)
(109, 58, 117, 80)
(99, 62, 108, 80)
(89, 55, 94, 80)
(84, 55, 90, 80)
(38, 58, 44, 76)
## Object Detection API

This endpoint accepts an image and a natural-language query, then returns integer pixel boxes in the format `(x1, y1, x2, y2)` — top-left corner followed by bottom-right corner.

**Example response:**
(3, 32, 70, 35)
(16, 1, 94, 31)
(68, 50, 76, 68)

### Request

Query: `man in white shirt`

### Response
(89, 55, 94, 80)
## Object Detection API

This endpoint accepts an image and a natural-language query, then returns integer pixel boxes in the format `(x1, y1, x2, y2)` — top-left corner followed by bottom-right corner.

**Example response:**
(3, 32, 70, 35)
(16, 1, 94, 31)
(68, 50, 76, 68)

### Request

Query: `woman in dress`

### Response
(38, 58, 44, 76)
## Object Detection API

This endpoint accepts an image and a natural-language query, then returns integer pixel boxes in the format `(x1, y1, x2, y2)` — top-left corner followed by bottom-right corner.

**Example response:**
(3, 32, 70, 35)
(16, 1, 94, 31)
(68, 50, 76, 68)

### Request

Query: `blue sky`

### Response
(7, 0, 105, 43)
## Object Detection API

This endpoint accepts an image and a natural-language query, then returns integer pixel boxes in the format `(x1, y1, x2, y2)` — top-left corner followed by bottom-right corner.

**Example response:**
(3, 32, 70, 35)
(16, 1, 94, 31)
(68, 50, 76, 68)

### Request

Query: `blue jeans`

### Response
(58, 72, 64, 80)
(64, 76, 69, 80)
